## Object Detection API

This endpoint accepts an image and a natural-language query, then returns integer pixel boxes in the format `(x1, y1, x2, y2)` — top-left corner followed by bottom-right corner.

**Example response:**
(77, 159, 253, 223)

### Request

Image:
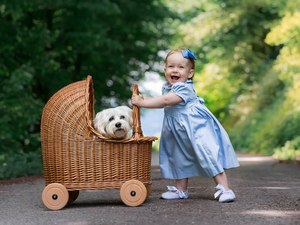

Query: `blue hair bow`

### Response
(181, 49, 197, 60)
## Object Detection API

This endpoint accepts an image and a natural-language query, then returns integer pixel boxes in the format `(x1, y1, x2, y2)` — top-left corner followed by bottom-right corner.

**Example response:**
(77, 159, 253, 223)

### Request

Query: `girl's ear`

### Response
(188, 69, 195, 79)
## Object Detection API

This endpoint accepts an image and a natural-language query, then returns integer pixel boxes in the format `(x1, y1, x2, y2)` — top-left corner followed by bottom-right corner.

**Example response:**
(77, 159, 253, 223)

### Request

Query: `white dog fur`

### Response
(93, 106, 133, 139)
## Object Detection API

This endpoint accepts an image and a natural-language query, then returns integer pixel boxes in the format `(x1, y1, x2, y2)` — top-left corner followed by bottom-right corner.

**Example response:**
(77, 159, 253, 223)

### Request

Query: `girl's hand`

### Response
(132, 93, 183, 109)
(131, 94, 144, 107)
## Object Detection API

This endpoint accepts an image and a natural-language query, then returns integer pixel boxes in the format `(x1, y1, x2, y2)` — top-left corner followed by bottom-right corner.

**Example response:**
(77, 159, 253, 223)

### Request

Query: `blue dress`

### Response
(159, 80, 240, 179)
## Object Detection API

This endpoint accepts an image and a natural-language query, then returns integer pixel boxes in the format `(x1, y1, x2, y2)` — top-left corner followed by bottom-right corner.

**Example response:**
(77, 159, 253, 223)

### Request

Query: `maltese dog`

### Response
(93, 106, 133, 139)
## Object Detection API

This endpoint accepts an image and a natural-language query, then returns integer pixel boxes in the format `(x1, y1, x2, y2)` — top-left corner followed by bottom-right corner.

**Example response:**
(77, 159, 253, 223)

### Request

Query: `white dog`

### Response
(93, 106, 133, 139)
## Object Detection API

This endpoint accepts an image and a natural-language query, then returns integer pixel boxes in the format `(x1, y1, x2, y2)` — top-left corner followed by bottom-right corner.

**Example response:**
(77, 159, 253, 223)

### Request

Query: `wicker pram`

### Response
(41, 75, 157, 210)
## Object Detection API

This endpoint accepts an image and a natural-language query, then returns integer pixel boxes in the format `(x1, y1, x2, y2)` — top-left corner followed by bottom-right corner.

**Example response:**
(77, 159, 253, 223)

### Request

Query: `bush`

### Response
(0, 150, 43, 180)
(0, 67, 44, 180)
(272, 136, 300, 161)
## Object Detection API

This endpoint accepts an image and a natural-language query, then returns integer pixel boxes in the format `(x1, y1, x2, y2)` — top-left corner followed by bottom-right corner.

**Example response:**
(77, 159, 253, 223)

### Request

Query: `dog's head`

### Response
(93, 106, 133, 139)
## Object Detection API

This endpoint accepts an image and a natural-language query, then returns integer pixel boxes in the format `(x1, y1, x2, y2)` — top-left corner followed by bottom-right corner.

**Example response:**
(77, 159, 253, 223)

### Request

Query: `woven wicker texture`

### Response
(41, 75, 157, 190)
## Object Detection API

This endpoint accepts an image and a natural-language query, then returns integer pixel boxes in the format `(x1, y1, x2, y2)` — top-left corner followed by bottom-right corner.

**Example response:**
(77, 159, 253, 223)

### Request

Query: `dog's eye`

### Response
(120, 115, 125, 119)
(109, 116, 114, 121)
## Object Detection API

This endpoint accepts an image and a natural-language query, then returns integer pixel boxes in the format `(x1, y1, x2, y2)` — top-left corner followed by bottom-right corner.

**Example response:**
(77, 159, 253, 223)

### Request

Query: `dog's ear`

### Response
(127, 107, 133, 127)
(93, 111, 107, 135)
(128, 109, 133, 127)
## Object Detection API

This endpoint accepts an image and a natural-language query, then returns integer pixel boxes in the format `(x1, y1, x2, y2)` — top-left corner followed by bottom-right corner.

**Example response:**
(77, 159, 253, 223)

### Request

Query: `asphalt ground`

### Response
(1, 152, 300, 225)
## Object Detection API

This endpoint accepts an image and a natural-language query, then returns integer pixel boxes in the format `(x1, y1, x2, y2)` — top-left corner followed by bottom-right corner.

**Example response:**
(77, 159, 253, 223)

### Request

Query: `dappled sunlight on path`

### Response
(240, 210, 300, 217)
(236, 152, 277, 162)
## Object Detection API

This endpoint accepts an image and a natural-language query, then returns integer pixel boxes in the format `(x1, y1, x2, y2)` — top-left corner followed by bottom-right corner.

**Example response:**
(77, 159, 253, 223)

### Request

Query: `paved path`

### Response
(1, 152, 300, 225)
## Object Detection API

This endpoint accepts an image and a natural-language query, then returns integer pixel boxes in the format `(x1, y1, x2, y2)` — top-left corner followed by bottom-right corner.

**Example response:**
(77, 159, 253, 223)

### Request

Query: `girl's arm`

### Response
(131, 93, 183, 108)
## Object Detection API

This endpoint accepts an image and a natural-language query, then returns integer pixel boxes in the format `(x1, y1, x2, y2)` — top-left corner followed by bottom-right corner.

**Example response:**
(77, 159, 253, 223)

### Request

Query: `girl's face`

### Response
(164, 52, 194, 86)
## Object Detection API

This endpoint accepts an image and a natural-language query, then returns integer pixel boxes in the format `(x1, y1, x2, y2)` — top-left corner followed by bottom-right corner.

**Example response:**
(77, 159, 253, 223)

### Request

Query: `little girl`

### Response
(131, 48, 240, 203)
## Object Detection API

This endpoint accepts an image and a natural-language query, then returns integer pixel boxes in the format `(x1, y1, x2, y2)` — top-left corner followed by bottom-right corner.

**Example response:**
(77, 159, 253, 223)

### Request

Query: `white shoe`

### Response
(214, 184, 236, 203)
(161, 186, 189, 199)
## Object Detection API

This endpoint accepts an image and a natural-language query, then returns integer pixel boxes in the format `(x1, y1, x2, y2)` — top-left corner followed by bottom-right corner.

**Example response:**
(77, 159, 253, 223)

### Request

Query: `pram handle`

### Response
(132, 84, 144, 139)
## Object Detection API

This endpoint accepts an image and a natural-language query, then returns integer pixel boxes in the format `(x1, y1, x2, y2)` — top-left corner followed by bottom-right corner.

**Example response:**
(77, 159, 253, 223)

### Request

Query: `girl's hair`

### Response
(165, 48, 195, 70)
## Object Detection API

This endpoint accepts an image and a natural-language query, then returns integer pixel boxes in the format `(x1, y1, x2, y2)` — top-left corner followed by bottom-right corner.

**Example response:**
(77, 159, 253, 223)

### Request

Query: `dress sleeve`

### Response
(170, 82, 193, 105)
(161, 82, 169, 94)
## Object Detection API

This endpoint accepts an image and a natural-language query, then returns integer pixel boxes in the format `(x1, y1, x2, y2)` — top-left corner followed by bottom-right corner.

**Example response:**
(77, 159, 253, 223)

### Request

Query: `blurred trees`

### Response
(263, 1, 300, 158)
(0, 0, 174, 179)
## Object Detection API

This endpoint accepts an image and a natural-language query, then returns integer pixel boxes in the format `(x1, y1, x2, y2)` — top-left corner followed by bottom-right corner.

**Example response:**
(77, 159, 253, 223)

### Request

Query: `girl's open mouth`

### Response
(171, 76, 179, 81)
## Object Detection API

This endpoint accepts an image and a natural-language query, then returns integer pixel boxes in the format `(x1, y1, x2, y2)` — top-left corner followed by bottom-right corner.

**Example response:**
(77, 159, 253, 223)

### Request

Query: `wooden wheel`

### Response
(146, 183, 152, 198)
(42, 183, 69, 210)
(120, 180, 147, 207)
(68, 190, 79, 204)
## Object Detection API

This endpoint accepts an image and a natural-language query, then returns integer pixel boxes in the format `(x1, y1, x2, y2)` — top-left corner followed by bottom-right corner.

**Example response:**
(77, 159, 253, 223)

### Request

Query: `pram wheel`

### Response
(120, 180, 147, 207)
(68, 190, 79, 204)
(42, 183, 69, 210)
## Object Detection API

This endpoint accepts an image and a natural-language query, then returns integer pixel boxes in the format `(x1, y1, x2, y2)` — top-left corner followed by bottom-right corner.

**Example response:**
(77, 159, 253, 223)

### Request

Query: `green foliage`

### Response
(273, 136, 300, 161)
(0, 67, 44, 153)
(0, 66, 44, 179)
(226, 1, 300, 158)
(0, 151, 43, 180)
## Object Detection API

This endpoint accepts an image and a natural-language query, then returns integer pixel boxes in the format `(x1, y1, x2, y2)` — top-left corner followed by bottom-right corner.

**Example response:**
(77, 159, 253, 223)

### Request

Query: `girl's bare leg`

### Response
(213, 171, 230, 190)
(176, 178, 188, 192)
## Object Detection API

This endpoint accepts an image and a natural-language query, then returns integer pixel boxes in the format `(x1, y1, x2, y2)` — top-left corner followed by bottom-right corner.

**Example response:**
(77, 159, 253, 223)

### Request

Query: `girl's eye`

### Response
(120, 115, 125, 119)
(109, 116, 114, 121)
(168, 65, 173, 68)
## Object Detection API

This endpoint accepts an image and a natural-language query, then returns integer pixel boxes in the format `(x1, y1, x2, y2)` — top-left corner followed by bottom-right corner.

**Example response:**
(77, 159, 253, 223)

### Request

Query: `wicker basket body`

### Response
(41, 76, 157, 191)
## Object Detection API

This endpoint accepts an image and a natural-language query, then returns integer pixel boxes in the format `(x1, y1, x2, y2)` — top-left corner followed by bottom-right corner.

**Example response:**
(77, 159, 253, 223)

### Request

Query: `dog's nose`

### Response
(115, 122, 122, 128)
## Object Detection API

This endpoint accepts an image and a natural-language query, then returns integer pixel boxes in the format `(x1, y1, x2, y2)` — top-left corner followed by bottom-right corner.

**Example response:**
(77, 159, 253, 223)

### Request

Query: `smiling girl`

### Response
(131, 48, 239, 203)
